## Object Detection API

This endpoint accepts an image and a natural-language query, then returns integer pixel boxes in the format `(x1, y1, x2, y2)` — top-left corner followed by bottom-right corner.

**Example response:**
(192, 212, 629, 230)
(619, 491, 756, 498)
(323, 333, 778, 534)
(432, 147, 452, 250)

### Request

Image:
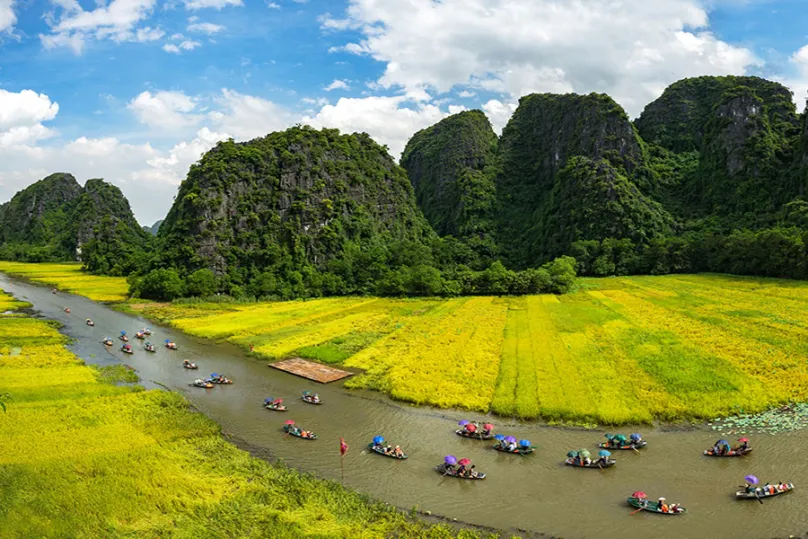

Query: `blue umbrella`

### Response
(303, 390, 312, 395)
(373, 435, 384, 444)
(120, 331, 126, 335)
(210, 373, 219, 378)
(519, 439, 531, 448)
(630, 433, 642, 441)
(164, 339, 170, 343)
(458, 420, 469, 426)
(264, 398, 273, 404)
(717, 439, 730, 447)
(599, 449, 611, 457)
(444, 455, 457, 465)
(494, 434, 506, 441)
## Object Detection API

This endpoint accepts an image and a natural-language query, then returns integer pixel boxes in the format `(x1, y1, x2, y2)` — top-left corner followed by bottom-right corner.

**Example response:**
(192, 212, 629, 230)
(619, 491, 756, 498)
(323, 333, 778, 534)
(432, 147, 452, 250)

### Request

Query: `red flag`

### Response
(340, 437, 348, 457)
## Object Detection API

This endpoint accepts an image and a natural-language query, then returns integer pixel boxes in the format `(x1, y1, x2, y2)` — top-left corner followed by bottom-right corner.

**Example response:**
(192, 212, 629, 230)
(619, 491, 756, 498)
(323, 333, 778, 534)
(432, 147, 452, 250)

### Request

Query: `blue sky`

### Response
(1, 0, 808, 224)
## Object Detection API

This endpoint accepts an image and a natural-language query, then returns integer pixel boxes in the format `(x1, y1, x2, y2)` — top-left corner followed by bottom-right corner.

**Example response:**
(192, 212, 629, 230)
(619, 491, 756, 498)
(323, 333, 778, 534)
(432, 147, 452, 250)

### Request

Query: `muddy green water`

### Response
(2, 274, 806, 539)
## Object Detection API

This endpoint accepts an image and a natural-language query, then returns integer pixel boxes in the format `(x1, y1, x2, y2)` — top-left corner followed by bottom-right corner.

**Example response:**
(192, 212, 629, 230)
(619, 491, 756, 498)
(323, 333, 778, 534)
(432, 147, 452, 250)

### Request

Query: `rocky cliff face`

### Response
(400, 110, 498, 263)
(157, 125, 433, 277)
(494, 93, 652, 267)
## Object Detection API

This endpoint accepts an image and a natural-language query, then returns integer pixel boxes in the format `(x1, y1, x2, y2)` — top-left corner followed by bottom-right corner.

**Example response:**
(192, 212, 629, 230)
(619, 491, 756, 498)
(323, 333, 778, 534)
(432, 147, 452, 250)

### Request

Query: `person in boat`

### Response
(481, 424, 492, 436)
(744, 482, 757, 495)
(737, 439, 749, 452)
(457, 462, 467, 476)
(64, 307, 71, 313)
(595, 454, 609, 466)
(582, 454, 592, 465)
(507, 439, 517, 451)
(668, 503, 682, 513)
(656, 497, 667, 512)
(468, 465, 478, 478)
(393, 445, 404, 458)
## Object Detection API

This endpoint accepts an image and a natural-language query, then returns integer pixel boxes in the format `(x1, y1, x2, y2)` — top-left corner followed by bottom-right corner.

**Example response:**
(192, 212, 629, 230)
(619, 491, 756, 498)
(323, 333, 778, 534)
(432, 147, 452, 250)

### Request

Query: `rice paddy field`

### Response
(124, 274, 808, 425)
(0, 288, 493, 539)
(0, 262, 128, 302)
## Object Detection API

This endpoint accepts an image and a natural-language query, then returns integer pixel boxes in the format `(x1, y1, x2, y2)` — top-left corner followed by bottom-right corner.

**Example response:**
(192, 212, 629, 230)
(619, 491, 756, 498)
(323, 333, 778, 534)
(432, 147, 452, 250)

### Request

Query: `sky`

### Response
(2, 0, 808, 225)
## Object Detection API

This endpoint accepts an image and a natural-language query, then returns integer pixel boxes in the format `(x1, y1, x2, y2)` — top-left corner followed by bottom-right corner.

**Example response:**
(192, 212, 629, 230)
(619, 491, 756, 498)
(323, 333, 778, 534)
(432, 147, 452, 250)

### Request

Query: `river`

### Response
(1, 273, 805, 539)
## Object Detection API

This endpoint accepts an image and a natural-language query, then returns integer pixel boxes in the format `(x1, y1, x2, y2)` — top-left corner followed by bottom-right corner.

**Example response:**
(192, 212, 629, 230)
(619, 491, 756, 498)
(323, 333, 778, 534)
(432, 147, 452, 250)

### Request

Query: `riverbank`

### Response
(0, 287, 499, 539)
(4, 262, 808, 425)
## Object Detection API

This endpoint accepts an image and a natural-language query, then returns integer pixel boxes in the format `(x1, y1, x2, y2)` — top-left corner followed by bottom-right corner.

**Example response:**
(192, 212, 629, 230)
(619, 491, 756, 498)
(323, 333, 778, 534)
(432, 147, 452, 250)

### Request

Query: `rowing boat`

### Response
(598, 441, 647, 450)
(493, 444, 535, 455)
(368, 443, 407, 459)
(627, 497, 686, 514)
(283, 425, 317, 439)
(704, 448, 752, 457)
(455, 429, 493, 440)
(736, 483, 793, 499)
(434, 464, 485, 479)
(565, 458, 616, 468)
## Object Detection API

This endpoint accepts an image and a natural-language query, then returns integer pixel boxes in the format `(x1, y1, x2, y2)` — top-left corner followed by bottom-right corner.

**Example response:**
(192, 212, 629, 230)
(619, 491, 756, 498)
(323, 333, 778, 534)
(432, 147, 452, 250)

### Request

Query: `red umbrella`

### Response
(483, 423, 494, 431)
(284, 419, 295, 425)
(632, 491, 647, 499)
(738, 437, 749, 442)
(465, 423, 477, 433)
(276, 398, 283, 403)
(458, 458, 471, 466)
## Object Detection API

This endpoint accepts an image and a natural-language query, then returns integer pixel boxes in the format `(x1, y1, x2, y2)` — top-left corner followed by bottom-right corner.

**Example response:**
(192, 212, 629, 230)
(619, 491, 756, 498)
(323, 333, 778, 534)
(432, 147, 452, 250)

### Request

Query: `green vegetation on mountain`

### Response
(0, 174, 150, 273)
(401, 110, 499, 266)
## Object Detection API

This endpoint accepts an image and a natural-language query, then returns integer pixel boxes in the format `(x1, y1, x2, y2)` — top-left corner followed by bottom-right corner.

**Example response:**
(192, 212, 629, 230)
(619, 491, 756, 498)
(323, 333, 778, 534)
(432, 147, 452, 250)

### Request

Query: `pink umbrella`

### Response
(738, 437, 749, 442)
(483, 423, 494, 431)
(632, 491, 647, 499)
(466, 423, 478, 433)
(284, 419, 295, 425)
(458, 458, 471, 466)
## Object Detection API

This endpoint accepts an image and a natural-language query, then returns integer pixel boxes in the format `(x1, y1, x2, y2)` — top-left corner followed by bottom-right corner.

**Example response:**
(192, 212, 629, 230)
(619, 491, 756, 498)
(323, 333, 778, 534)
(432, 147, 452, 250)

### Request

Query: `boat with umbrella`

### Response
(119, 331, 128, 342)
(283, 419, 317, 439)
(302, 391, 322, 404)
(493, 435, 535, 455)
(599, 433, 646, 450)
(627, 492, 686, 515)
(102, 337, 113, 346)
(164, 339, 178, 350)
(120, 343, 134, 354)
(144, 342, 156, 353)
(263, 397, 287, 411)
(736, 475, 793, 501)
(565, 449, 615, 468)
(368, 435, 407, 459)
(705, 437, 752, 457)
(455, 420, 495, 440)
(434, 455, 485, 479)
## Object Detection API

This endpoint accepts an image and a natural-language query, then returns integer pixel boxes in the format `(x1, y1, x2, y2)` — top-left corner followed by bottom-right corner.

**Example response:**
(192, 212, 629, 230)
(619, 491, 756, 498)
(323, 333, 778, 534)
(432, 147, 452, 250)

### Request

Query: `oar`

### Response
(755, 491, 763, 504)
(629, 505, 645, 515)
(631, 445, 640, 454)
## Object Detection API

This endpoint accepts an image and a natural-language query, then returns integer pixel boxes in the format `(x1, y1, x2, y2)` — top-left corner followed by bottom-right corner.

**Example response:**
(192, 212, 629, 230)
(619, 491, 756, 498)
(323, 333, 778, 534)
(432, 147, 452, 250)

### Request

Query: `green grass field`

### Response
(0, 288, 495, 539)
(0, 262, 129, 302)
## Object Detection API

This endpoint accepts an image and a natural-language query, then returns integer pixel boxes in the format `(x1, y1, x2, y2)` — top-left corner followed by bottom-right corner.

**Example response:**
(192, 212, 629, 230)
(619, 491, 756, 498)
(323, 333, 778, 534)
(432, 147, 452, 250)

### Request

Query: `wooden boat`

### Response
(191, 379, 213, 388)
(182, 363, 198, 369)
(264, 403, 287, 411)
(103, 339, 113, 346)
(627, 497, 686, 514)
(119, 335, 128, 342)
(86, 319, 94, 326)
(455, 429, 494, 440)
(704, 448, 752, 457)
(565, 458, 616, 469)
(283, 425, 317, 439)
(135, 332, 145, 340)
(736, 483, 793, 499)
(368, 443, 408, 459)
(598, 441, 647, 450)
(165, 343, 177, 350)
(144, 345, 156, 353)
(142, 328, 152, 335)
(493, 444, 535, 455)
(120, 346, 134, 354)
(207, 377, 232, 385)
(302, 395, 322, 405)
(434, 464, 485, 479)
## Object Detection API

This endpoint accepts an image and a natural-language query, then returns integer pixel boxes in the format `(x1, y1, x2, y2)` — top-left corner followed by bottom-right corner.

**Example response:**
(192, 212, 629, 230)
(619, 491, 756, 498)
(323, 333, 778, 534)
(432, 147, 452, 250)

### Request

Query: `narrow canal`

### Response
(2, 273, 805, 539)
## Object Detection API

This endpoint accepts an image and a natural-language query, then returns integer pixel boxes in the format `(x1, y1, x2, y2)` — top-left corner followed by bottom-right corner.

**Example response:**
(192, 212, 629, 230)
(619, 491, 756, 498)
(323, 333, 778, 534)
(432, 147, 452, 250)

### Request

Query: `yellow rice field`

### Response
(126, 274, 808, 424)
(0, 262, 129, 302)
(0, 289, 493, 539)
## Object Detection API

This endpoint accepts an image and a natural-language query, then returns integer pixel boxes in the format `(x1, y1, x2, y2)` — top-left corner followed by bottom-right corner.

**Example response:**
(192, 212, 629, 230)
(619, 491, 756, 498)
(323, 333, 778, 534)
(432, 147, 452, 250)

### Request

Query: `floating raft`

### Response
(270, 357, 353, 383)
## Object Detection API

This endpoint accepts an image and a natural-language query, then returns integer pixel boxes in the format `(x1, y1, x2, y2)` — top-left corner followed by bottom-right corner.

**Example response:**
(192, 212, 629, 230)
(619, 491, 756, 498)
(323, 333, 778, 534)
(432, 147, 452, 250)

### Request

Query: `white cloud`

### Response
(169, 32, 183, 40)
(0, 90, 60, 129)
(40, 0, 159, 53)
(162, 39, 200, 53)
(302, 95, 450, 158)
(182, 0, 242, 10)
(187, 21, 224, 34)
(323, 79, 350, 91)
(0, 0, 16, 33)
(323, 0, 759, 117)
(127, 90, 200, 129)
(135, 25, 164, 41)
(208, 89, 297, 139)
(266, 1, 280, 8)
(458, 90, 476, 98)
(481, 99, 517, 133)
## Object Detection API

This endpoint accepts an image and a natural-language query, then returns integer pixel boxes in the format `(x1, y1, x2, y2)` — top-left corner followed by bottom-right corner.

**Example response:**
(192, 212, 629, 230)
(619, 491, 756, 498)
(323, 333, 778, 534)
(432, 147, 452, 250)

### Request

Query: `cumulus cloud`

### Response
(0, 89, 60, 129)
(323, 79, 350, 91)
(183, 0, 242, 10)
(208, 89, 298, 139)
(162, 40, 200, 53)
(323, 0, 759, 117)
(128, 91, 201, 129)
(0, 0, 16, 33)
(187, 21, 224, 34)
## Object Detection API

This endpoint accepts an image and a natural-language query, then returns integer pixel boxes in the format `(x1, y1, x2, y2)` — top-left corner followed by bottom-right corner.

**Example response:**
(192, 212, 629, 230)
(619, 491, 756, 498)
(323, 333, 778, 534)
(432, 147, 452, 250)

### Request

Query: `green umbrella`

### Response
(578, 449, 591, 458)
(567, 450, 578, 458)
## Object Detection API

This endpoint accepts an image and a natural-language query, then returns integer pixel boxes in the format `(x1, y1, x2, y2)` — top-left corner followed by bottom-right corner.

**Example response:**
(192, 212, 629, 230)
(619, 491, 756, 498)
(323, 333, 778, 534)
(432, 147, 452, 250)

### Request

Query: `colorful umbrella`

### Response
(276, 398, 283, 403)
(567, 450, 578, 458)
(264, 398, 273, 404)
(738, 437, 749, 442)
(505, 436, 517, 443)
(604, 433, 614, 439)
(630, 433, 642, 441)
(458, 458, 471, 466)
(211, 373, 219, 378)
(717, 439, 730, 447)
(579, 449, 591, 458)
(614, 434, 627, 442)
(599, 449, 611, 457)
(494, 434, 506, 441)
(458, 420, 469, 426)
(444, 455, 457, 465)
(120, 331, 126, 335)
(466, 423, 478, 433)
(164, 339, 170, 343)
(284, 420, 295, 425)
(519, 439, 531, 448)
(303, 390, 312, 395)
(483, 423, 494, 431)
(373, 435, 384, 444)
(632, 491, 647, 499)
(745, 475, 759, 485)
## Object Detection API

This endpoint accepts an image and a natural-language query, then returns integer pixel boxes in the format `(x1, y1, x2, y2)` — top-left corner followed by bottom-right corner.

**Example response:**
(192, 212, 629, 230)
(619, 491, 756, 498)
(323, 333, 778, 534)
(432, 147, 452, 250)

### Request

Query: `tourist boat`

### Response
(142, 328, 152, 335)
(565, 458, 616, 469)
(302, 393, 321, 405)
(736, 483, 794, 499)
(206, 375, 232, 385)
(119, 334, 128, 342)
(86, 319, 94, 326)
(103, 338, 113, 346)
(191, 379, 213, 388)
(704, 448, 752, 457)
(627, 497, 686, 514)
(182, 361, 197, 369)
(434, 463, 486, 479)
(368, 443, 408, 459)
(283, 425, 317, 439)
(598, 441, 647, 450)
(120, 345, 134, 354)
(264, 401, 287, 412)
(455, 429, 494, 440)
(135, 332, 145, 340)
(493, 444, 535, 455)
(144, 343, 156, 353)
(165, 342, 177, 350)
